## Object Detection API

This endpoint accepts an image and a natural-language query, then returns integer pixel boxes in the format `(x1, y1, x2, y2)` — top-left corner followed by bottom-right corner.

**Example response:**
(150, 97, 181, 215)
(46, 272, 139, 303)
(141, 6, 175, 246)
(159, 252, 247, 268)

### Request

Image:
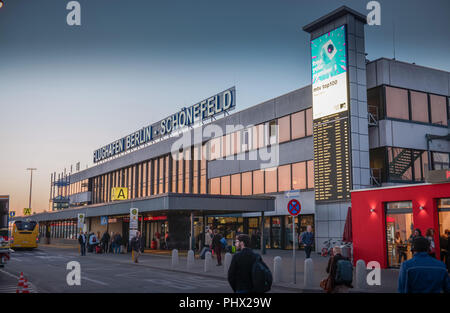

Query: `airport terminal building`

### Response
(21, 7, 450, 257)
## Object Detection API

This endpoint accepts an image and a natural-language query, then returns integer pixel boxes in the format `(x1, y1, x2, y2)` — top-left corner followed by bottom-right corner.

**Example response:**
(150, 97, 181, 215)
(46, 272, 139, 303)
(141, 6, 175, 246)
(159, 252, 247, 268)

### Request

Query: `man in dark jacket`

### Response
(101, 231, 110, 254)
(78, 231, 86, 256)
(211, 229, 223, 266)
(131, 231, 144, 263)
(300, 225, 314, 258)
(398, 236, 450, 293)
(228, 234, 256, 293)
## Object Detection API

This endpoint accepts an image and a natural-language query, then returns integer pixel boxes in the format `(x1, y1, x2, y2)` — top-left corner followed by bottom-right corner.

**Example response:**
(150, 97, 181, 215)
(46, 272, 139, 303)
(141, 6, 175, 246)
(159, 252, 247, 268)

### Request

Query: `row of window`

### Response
(368, 85, 449, 126)
(91, 146, 208, 204)
(39, 220, 78, 239)
(207, 108, 313, 160)
(209, 160, 314, 196)
(68, 179, 89, 196)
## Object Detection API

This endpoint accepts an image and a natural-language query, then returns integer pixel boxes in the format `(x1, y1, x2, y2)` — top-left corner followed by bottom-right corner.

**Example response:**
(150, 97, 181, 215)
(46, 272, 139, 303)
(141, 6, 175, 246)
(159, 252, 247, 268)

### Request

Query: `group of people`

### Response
(77, 231, 123, 256)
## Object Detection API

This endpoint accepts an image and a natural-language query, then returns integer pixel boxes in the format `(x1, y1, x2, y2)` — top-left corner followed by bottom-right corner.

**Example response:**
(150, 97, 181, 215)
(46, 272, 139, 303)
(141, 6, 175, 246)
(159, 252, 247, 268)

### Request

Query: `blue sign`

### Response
(100, 216, 108, 225)
(9, 211, 15, 218)
(93, 87, 236, 163)
(287, 199, 301, 216)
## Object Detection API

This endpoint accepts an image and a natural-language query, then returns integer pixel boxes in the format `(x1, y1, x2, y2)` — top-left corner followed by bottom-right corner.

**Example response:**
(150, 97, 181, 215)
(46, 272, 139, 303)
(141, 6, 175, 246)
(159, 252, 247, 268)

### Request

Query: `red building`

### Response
(351, 178, 450, 268)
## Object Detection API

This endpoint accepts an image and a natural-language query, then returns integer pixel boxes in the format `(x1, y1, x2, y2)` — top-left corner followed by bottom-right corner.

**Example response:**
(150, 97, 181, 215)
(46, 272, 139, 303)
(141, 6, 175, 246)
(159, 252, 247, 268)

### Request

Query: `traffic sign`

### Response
(284, 190, 300, 198)
(287, 199, 301, 216)
(9, 211, 15, 218)
(23, 208, 32, 216)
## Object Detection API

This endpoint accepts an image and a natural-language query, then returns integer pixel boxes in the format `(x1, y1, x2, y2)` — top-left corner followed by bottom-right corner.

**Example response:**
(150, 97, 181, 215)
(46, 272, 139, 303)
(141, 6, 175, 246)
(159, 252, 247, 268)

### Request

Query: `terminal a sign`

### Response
(93, 87, 236, 163)
(111, 187, 128, 201)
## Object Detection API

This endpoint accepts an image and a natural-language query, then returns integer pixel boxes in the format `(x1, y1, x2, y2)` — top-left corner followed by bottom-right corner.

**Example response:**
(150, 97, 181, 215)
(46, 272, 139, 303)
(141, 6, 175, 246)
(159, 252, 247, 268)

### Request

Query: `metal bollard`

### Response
(355, 259, 366, 290)
(273, 256, 282, 283)
(224, 253, 232, 275)
(303, 258, 314, 289)
(171, 249, 179, 268)
(204, 251, 212, 272)
(187, 250, 195, 270)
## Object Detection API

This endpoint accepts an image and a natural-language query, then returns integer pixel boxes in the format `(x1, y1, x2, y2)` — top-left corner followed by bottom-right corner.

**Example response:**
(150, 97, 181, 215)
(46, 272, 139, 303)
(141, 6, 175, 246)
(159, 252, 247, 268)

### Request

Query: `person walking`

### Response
(408, 228, 422, 254)
(114, 233, 122, 254)
(101, 231, 110, 254)
(300, 225, 314, 259)
(398, 236, 450, 293)
(212, 229, 223, 266)
(131, 231, 144, 263)
(324, 246, 353, 293)
(426, 228, 436, 258)
(78, 231, 86, 256)
(228, 234, 257, 293)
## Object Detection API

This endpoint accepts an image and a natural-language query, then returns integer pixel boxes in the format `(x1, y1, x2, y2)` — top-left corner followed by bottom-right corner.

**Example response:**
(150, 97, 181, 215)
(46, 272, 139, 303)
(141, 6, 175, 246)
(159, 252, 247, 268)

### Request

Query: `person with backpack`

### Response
(211, 229, 223, 266)
(324, 246, 353, 293)
(228, 234, 272, 293)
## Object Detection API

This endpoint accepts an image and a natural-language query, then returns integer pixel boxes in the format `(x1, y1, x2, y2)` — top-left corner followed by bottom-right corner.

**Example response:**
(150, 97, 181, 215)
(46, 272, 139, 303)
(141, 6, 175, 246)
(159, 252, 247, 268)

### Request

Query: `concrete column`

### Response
(304, 258, 314, 289)
(224, 252, 232, 275)
(273, 256, 282, 283)
(204, 251, 212, 272)
(187, 250, 195, 270)
(171, 249, 179, 268)
(355, 259, 366, 290)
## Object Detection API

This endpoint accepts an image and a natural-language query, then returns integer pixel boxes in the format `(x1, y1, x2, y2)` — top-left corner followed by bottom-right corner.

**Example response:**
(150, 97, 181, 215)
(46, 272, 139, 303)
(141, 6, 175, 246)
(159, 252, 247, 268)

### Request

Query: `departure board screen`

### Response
(311, 25, 352, 202)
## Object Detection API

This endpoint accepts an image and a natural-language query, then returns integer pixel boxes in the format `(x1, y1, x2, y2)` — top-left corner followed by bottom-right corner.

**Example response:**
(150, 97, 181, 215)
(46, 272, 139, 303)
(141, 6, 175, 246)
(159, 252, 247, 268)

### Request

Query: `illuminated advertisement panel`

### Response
(311, 25, 348, 120)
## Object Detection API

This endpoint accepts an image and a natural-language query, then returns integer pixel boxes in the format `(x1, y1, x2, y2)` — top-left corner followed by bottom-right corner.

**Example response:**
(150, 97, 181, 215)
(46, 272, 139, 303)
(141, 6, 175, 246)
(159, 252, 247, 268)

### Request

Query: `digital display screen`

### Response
(311, 25, 352, 203)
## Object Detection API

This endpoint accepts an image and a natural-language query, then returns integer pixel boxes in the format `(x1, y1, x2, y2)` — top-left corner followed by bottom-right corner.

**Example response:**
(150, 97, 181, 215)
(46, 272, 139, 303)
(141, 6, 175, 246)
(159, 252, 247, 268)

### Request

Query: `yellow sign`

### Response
(111, 187, 128, 201)
(23, 208, 32, 216)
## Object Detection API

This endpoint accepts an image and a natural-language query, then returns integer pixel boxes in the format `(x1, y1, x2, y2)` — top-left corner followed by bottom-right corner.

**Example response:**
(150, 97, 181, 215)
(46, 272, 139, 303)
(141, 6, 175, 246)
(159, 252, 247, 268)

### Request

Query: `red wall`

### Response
(351, 182, 450, 268)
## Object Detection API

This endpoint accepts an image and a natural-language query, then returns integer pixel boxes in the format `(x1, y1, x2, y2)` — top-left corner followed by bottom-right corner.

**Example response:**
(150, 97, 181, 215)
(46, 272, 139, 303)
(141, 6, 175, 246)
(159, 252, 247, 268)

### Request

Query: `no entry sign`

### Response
(287, 199, 301, 216)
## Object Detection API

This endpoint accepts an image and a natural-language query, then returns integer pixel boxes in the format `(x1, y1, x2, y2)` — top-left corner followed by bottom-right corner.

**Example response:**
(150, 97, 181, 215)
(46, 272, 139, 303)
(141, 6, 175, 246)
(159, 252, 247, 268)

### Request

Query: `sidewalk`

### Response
(42, 244, 399, 293)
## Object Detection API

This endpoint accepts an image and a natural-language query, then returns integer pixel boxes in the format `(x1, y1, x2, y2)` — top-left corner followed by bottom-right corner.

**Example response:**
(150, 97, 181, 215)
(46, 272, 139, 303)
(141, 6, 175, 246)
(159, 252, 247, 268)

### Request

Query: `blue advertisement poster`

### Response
(311, 25, 348, 120)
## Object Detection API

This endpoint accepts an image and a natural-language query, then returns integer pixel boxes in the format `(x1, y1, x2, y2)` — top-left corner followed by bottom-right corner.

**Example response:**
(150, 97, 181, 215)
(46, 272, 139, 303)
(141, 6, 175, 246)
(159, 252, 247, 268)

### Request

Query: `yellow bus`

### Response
(10, 220, 39, 249)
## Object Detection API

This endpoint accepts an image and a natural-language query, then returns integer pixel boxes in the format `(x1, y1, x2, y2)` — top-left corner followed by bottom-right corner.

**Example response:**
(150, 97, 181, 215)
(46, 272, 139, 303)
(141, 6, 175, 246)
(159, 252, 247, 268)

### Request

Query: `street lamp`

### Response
(26, 168, 37, 211)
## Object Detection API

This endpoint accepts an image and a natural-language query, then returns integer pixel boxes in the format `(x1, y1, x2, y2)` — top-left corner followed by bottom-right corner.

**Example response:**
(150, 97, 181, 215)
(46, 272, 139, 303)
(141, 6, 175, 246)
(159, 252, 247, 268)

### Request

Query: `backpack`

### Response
(251, 254, 272, 293)
(78, 235, 83, 244)
(335, 259, 353, 284)
(220, 237, 227, 249)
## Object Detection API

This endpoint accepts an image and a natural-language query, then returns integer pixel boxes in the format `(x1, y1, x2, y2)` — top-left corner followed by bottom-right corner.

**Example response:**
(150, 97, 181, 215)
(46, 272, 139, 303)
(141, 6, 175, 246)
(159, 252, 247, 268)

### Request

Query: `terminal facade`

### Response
(25, 7, 449, 256)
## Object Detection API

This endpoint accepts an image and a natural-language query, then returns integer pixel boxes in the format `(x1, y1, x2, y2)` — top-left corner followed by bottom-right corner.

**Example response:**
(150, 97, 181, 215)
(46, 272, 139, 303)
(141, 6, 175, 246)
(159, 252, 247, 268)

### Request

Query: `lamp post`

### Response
(26, 168, 37, 211)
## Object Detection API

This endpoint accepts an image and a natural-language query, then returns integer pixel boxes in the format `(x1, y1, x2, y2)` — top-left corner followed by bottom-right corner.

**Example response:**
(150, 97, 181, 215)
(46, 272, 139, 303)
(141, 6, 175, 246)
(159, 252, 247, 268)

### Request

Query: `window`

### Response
(231, 174, 241, 195)
(291, 111, 306, 139)
(430, 94, 448, 126)
(210, 178, 220, 195)
(264, 168, 277, 193)
(185, 149, 191, 193)
(387, 148, 413, 181)
(410, 91, 429, 123)
(200, 145, 207, 194)
(278, 115, 291, 143)
(278, 164, 291, 192)
(268, 120, 278, 145)
(257, 124, 265, 149)
(307, 160, 314, 189)
(306, 108, 313, 136)
(241, 171, 252, 195)
(220, 175, 230, 195)
(292, 162, 307, 190)
(385, 86, 409, 120)
(178, 152, 184, 193)
(432, 152, 449, 170)
(253, 170, 264, 194)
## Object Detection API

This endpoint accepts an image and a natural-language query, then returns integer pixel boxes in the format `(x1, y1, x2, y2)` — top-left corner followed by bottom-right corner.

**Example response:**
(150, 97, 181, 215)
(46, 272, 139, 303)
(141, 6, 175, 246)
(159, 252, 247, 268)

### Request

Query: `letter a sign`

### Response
(111, 187, 128, 201)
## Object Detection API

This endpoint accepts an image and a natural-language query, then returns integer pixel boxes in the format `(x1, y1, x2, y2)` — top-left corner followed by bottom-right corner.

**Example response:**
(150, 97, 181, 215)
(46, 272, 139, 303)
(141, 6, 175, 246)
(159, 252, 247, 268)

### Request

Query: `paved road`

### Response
(0, 247, 292, 293)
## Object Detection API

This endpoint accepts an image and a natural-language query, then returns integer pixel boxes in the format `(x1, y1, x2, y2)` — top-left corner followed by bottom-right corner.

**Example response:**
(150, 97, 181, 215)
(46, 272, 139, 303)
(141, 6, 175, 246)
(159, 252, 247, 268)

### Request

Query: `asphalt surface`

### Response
(0, 246, 292, 293)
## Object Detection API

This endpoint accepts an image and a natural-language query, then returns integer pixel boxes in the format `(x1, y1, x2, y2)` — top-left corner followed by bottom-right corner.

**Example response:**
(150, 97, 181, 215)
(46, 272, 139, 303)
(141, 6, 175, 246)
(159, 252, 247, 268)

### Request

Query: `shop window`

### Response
(241, 171, 252, 195)
(231, 174, 241, 196)
(278, 164, 291, 192)
(410, 91, 429, 123)
(220, 175, 230, 195)
(278, 115, 291, 143)
(264, 168, 277, 193)
(291, 111, 306, 140)
(253, 170, 265, 194)
(385, 86, 409, 120)
(292, 162, 306, 190)
(430, 94, 448, 126)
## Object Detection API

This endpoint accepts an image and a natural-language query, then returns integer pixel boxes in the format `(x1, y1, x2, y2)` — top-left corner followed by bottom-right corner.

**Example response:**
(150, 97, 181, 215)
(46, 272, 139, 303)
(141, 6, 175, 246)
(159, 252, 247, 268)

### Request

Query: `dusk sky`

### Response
(1, 0, 449, 214)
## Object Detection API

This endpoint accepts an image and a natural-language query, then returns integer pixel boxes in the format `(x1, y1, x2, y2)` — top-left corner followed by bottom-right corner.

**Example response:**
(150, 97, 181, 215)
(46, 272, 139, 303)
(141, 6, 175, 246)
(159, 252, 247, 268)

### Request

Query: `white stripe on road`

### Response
(10, 258, 22, 262)
(81, 276, 109, 286)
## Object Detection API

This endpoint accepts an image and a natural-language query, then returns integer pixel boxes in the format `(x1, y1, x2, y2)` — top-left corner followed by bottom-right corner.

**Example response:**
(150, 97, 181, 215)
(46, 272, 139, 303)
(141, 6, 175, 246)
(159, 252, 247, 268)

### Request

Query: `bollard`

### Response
(204, 251, 212, 272)
(303, 258, 314, 289)
(273, 256, 282, 283)
(171, 249, 179, 268)
(187, 250, 195, 270)
(224, 253, 232, 275)
(355, 259, 366, 290)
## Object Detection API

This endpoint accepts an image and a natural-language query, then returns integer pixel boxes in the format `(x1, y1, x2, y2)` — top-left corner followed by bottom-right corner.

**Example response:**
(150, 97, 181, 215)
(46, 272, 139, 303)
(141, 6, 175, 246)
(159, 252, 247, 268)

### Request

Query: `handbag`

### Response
(320, 276, 333, 293)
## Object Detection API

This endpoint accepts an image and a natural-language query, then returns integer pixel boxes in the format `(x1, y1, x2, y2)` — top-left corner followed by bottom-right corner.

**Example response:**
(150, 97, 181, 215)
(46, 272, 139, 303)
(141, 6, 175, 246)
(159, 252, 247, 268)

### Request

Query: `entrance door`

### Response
(385, 201, 414, 268)
(438, 198, 450, 266)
